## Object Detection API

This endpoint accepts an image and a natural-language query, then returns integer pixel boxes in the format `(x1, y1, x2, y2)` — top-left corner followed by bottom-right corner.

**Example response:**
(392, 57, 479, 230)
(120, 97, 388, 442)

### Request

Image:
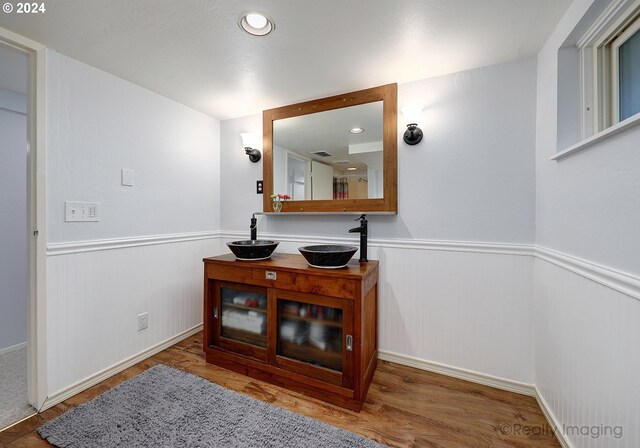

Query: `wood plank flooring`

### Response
(0, 333, 560, 447)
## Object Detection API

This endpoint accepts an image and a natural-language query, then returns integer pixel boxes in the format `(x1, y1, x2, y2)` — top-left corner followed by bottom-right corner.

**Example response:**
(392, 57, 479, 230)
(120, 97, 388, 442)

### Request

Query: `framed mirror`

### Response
(263, 84, 397, 213)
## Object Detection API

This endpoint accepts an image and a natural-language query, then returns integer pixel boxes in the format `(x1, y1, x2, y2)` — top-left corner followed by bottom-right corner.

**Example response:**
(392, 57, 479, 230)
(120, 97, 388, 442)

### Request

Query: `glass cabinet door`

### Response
(219, 285, 268, 348)
(277, 299, 346, 373)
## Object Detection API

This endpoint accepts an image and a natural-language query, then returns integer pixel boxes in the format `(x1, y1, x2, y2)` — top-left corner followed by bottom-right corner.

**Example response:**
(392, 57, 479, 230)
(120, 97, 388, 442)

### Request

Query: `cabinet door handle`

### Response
(346, 335, 353, 352)
(213, 306, 218, 319)
(265, 271, 277, 280)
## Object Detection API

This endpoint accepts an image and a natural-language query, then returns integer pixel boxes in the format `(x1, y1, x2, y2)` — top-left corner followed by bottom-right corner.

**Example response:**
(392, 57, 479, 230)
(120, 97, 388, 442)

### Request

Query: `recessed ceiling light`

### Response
(349, 127, 364, 134)
(246, 13, 267, 28)
(347, 167, 358, 171)
(239, 12, 274, 36)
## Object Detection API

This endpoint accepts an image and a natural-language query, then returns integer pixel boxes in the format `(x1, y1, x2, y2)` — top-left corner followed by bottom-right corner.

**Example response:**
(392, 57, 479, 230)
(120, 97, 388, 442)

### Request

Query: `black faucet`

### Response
(250, 214, 257, 241)
(349, 214, 368, 262)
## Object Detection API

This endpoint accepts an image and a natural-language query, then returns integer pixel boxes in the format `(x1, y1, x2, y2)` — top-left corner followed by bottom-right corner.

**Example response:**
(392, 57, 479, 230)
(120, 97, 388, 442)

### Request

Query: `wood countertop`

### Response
(203, 253, 378, 280)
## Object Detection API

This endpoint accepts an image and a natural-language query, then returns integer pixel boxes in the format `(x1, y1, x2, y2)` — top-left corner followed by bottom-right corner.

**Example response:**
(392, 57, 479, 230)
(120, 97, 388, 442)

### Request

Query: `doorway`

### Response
(0, 41, 36, 429)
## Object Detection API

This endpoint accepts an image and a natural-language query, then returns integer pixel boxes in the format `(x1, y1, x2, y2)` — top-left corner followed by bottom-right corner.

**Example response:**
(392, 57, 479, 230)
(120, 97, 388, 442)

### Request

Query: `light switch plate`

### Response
(65, 201, 100, 222)
(121, 169, 134, 186)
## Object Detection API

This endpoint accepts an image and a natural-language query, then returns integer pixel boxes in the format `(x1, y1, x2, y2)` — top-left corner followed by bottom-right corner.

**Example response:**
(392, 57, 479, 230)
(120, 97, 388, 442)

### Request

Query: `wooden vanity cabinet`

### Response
(203, 253, 379, 411)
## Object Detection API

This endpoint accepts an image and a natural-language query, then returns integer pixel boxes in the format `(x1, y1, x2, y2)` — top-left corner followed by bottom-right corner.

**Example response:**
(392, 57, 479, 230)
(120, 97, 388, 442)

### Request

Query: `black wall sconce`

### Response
(400, 104, 424, 146)
(241, 132, 261, 163)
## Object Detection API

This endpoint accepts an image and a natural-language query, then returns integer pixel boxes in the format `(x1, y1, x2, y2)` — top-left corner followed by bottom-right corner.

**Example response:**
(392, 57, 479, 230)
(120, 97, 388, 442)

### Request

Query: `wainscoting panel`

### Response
(372, 244, 534, 385)
(534, 258, 640, 448)
(220, 232, 535, 385)
(46, 235, 222, 396)
(44, 229, 640, 448)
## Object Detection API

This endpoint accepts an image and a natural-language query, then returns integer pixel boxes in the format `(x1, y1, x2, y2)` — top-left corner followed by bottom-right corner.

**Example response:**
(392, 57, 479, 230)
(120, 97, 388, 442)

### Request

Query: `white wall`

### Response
(534, 258, 639, 448)
(45, 50, 221, 396)
(47, 50, 221, 243)
(46, 237, 220, 395)
(219, 57, 538, 385)
(0, 87, 27, 351)
(221, 58, 537, 243)
(535, 0, 640, 446)
(537, 0, 640, 275)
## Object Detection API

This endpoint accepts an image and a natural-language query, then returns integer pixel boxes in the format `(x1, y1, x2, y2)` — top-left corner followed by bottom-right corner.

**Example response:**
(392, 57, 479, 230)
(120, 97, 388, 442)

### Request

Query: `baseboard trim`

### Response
(0, 341, 27, 356)
(378, 350, 535, 397)
(534, 386, 574, 448)
(39, 324, 203, 412)
(47, 231, 221, 256)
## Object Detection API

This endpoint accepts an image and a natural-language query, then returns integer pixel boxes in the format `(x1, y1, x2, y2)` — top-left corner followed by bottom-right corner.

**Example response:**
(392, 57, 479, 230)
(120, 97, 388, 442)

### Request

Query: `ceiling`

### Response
(0, 0, 570, 120)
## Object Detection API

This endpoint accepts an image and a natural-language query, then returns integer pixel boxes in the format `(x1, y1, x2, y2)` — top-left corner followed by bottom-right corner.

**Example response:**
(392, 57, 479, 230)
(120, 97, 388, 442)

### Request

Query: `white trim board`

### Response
(536, 246, 640, 301)
(0, 27, 44, 51)
(221, 231, 640, 299)
(378, 350, 535, 397)
(0, 341, 27, 356)
(535, 386, 574, 448)
(39, 324, 202, 412)
(220, 231, 534, 257)
(47, 231, 221, 256)
(576, 0, 637, 49)
(47, 230, 640, 302)
(551, 112, 640, 160)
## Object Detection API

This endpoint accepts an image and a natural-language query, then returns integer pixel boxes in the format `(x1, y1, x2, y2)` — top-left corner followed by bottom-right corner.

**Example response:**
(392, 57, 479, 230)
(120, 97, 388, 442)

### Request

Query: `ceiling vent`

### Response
(333, 160, 351, 165)
(311, 151, 332, 157)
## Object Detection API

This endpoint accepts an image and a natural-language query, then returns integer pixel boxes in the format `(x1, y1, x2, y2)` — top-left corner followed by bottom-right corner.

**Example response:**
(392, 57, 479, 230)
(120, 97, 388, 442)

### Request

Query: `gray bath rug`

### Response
(38, 364, 385, 447)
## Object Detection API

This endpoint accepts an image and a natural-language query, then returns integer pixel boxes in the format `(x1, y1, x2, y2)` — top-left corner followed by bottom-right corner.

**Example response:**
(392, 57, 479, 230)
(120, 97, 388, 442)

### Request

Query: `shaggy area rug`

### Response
(38, 364, 385, 447)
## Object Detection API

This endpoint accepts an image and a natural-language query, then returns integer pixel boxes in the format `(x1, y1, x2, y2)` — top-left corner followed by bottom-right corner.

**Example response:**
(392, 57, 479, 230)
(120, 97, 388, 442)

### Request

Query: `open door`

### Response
(0, 41, 36, 429)
(310, 161, 333, 200)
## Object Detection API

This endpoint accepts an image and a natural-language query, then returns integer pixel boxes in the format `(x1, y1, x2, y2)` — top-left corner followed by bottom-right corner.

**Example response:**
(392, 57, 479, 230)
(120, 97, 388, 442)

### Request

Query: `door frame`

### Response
(0, 27, 48, 410)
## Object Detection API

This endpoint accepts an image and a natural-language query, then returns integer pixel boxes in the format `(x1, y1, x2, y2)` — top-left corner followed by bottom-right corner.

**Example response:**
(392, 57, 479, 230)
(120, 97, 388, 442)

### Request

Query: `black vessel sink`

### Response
(227, 240, 279, 260)
(298, 245, 358, 269)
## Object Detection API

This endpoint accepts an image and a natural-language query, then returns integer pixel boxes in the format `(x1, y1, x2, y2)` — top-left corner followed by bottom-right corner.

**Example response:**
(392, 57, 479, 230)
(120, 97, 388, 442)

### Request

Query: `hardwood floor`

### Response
(0, 333, 560, 447)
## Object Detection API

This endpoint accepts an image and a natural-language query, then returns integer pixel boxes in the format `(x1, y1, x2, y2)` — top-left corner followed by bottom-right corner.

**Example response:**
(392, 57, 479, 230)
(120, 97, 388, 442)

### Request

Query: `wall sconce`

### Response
(240, 132, 261, 163)
(400, 104, 424, 145)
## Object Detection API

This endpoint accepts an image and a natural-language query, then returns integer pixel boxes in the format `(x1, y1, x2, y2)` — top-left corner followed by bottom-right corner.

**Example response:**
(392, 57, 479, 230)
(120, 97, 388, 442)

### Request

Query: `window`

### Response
(554, 0, 640, 156)
(581, 3, 640, 135)
(612, 15, 640, 122)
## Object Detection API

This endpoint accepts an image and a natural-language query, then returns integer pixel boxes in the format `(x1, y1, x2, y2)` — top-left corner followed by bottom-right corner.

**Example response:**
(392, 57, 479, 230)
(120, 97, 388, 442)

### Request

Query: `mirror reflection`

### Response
(272, 101, 384, 201)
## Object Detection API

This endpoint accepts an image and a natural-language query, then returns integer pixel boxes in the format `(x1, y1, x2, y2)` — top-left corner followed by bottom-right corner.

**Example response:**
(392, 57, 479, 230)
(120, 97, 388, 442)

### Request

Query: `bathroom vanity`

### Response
(202, 253, 379, 411)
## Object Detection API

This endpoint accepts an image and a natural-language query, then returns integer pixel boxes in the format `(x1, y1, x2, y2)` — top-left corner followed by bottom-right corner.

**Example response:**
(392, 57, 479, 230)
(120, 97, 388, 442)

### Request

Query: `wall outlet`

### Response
(65, 201, 100, 222)
(137, 312, 148, 331)
(256, 180, 263, 194)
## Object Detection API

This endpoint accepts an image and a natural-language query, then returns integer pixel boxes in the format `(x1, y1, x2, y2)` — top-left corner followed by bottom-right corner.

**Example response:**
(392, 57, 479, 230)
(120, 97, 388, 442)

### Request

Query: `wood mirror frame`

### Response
(263, 83, 397, 213)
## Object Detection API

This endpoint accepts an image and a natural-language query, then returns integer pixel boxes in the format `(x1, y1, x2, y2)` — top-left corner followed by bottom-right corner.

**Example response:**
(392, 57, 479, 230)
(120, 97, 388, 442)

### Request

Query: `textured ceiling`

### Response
(0, 0, 570, 120)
